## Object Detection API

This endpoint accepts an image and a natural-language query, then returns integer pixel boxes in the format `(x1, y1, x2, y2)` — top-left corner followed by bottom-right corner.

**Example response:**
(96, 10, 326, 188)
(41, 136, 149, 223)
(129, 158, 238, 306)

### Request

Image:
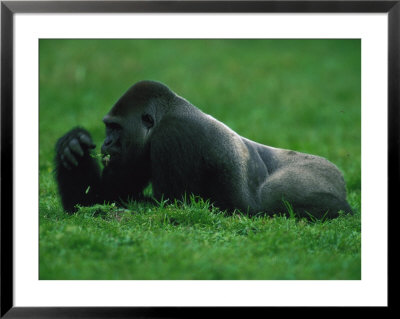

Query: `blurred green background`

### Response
(39, 39, 361, 280)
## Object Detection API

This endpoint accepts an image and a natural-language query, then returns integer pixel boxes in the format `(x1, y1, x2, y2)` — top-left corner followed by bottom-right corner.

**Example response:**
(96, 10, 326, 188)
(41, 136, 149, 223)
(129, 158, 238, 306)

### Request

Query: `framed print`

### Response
(1, 0, 397, 317)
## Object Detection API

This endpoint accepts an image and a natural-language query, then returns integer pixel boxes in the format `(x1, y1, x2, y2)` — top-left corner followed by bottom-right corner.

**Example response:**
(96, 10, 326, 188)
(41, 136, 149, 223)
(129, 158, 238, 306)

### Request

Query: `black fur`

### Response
(54, 127, 101, 212)
(54, 80, 352, 218)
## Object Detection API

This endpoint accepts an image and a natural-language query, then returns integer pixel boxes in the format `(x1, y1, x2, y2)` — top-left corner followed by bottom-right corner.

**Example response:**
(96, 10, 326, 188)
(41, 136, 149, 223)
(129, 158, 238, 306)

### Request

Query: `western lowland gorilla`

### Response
(55, 80, 352, 218)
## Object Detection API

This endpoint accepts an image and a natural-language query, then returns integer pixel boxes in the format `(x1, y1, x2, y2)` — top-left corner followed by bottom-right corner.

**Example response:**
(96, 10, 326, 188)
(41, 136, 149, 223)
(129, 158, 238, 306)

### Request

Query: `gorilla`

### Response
(55, 80, 352, 218)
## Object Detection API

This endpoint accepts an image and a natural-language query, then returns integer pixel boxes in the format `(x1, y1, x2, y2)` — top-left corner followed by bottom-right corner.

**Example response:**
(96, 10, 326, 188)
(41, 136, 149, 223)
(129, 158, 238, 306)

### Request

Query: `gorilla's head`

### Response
(100, 81, 175, 170)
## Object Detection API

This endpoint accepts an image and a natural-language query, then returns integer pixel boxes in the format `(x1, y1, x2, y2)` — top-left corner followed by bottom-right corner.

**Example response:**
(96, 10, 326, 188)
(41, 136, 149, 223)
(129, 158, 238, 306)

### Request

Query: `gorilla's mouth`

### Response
(102, 151, 122, 168)
(102, 154, 111, 167)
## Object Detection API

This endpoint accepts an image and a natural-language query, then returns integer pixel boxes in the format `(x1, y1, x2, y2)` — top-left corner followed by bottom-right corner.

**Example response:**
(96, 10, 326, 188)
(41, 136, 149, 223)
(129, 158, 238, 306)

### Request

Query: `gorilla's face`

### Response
(100, 81, 174, 173)
(101, 102, 155, 170)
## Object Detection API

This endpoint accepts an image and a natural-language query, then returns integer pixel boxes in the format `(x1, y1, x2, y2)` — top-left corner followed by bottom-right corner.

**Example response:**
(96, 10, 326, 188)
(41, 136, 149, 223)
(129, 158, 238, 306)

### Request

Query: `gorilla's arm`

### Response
(54, 127, 102, 212)
(149, 112, 264, 213)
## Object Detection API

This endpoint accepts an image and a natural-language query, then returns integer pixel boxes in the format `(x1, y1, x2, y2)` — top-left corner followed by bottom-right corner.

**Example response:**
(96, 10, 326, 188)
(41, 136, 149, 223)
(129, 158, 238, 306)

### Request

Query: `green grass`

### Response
(39, 39, 361, 280)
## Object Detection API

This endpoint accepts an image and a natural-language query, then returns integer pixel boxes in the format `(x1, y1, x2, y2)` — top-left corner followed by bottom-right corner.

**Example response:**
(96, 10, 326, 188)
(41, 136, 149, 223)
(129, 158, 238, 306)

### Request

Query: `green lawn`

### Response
(39, 39, 361, 280)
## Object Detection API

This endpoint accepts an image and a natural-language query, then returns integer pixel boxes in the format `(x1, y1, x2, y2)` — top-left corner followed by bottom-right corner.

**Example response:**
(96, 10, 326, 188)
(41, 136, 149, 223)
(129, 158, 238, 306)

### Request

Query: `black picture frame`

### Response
(1, 0, 397, 317)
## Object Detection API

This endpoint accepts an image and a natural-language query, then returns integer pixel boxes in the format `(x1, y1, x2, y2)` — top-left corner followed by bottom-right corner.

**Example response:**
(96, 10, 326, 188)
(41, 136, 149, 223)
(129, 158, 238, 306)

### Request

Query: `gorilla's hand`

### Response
(56, 127, 96, 170)
(55, 127, 101, 212)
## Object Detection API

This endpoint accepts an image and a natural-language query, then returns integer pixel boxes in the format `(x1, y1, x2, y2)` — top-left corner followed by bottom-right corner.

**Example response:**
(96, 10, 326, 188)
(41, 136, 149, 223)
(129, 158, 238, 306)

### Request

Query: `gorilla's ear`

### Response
(142, 113, 154, 129)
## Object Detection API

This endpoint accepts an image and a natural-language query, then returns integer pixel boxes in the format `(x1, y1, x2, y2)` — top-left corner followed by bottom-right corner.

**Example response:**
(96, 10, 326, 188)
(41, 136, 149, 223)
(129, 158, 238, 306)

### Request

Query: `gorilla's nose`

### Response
(101, 143, 109, 155)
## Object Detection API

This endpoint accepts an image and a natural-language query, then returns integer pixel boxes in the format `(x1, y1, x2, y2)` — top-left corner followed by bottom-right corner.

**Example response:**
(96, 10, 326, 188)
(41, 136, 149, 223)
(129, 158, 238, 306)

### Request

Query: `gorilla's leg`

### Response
(259, 167, 352, 219)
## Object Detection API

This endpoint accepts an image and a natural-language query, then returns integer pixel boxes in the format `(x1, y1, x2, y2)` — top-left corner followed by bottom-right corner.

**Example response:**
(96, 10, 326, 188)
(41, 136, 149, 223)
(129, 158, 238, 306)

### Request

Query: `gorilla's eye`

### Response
(142, 114, 154, 129)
